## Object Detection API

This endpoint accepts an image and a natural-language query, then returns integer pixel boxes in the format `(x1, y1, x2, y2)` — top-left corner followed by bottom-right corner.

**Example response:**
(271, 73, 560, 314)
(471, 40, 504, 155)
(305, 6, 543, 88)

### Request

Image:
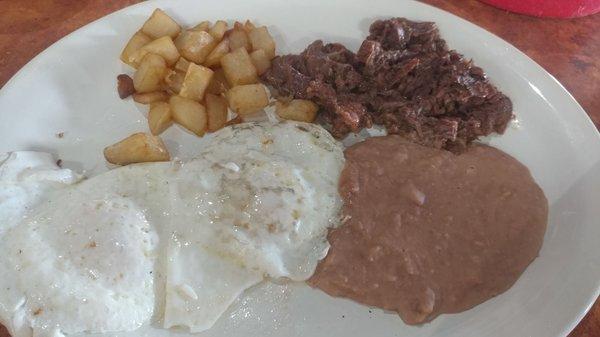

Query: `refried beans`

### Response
(309, 136, 548, 324)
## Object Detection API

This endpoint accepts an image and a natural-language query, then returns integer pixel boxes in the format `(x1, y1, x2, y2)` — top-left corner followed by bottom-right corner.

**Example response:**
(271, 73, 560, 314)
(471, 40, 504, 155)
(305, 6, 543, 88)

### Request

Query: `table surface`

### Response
(0, 0, 598, 336)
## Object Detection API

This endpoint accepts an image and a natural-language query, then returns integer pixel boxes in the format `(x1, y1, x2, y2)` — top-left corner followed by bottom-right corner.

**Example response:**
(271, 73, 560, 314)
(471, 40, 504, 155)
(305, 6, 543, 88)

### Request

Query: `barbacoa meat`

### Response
(261, 18, 513, 151)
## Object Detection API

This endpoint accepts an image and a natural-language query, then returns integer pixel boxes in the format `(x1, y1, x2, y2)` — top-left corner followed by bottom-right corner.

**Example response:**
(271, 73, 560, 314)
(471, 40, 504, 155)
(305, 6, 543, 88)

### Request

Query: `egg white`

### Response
(0, 122, 344, 337)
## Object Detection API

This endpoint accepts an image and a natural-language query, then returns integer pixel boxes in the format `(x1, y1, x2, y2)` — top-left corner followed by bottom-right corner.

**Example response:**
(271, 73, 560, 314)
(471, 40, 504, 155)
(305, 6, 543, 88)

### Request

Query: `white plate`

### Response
(1, 0, 599, 336)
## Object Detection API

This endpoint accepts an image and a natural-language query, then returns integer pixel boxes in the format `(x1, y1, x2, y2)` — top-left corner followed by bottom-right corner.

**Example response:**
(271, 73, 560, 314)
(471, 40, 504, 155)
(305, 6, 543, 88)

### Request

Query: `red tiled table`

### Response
(0, 1, 598, 336)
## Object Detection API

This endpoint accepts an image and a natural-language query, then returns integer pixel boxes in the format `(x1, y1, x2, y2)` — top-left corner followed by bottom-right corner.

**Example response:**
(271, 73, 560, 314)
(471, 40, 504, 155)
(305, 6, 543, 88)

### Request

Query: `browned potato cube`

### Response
(127, 49, 150, 69)
(133, 53, 167, 93)
(248, 26, 276, 59)
(141, 9, 181, 39)
(204, 39, 230, 68)
(174, 30, 215, 64)
(192, 20, 210, 32)
(221, 47, 258, 86)
(140, 36, 180, 66)
(169, 95, 208, 136)
(249, 49, 271, 75)
(205, 94, 228, 132)
(206, 68, 230, 95)
(133, 91, 170, 104)
(233, 21, 255, 33)
(179, 63, 214, 101)
(120, 31, 152, 67)
(174, 57, 191, 73)
(209, 20, 228, 41)
(148, 102, 173, 135)
(164, 70, 185, 94)
(275, 99, 319, 122)
(104, 132, 170, 165)
(227, 29, 251, 52)
(243, 20, 256, 33)
(226, 84, 269, 115)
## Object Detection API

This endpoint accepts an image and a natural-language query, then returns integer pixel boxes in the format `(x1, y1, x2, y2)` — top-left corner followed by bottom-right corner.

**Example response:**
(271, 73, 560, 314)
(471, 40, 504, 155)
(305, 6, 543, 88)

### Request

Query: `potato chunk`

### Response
(127, 49, 150, 69)
(174, 57, 191, 73)
(104, 132, 170, 165)
(133, 53, 167, 93)
(174, 30, 215, 64)
(164, 70, 185, 94)
(206, 68, 230, 95)
(140, 36, 180, 66)
(249, 49, 271, 75)
(120, 31, 152, 67)
(205, 94, 228, 132)
(243, 20, 256, 33)
(221, 47, 258, 86)
(248, 26, 276, 59)
(179, 63, 214, 101)
(192, 20, 210, 32)
(169, 95, 208, 136)
(141, 9, 181, 39)
(275, 99, 319, 122)
(148, 102, 173, 135)
(226, 84, 269, 115)
(132, 91, 169, 104)
(227, 29, 251, 52)
(204, 39, 229, 68)
(209, 20, 228, 41)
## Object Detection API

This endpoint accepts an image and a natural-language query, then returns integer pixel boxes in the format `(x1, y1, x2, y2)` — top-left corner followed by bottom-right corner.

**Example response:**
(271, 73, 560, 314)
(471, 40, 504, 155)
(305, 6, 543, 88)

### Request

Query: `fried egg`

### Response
(0, 121, 344, 337)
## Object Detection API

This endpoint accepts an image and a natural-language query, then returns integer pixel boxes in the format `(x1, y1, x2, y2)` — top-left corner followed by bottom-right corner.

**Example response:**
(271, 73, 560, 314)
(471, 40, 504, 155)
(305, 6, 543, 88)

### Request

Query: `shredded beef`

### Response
(261, 18, 513, 151)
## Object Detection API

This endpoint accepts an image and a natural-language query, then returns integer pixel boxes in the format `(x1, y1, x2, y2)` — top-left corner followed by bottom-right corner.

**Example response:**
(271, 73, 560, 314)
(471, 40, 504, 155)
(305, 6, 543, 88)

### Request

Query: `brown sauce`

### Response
(309, 135, 548, 324)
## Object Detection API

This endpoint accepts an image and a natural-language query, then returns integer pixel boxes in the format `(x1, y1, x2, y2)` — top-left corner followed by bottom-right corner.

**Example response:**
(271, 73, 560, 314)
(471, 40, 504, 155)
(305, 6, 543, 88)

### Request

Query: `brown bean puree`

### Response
(309, 135, 548, 324)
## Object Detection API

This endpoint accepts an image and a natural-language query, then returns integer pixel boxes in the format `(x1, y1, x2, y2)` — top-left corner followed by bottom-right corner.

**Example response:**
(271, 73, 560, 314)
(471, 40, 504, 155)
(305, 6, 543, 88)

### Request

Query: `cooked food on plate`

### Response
(263, 18, 513, 152)
(309, 136, 548, 324)
(0, 8, 550, 337)
(0, 122, 344, 336)
(117, 9, 278, 145)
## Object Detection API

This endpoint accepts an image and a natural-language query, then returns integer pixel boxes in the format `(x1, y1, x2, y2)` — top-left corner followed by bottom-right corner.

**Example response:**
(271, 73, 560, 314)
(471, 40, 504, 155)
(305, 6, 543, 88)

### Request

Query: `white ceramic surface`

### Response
(0, 0, 599, 336)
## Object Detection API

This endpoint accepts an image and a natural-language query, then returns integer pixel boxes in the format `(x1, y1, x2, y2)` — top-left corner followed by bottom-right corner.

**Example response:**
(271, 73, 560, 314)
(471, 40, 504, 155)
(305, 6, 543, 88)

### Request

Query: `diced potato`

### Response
(120, 31, 152, 67)
(226, 84, 269, 115)
(104, 132, 170, 165)
(233, 21, 255, 33)
(173, 58, 189, 73)
(164, 70, 185, 94)
(127, 49, 150, 68)
(179, 63, 214, 101)
(133, 53, 167, 93)
(248, 26, 276, 59)
(140, 36, 180, 66)
(221, 47, 258, 86)
(204, 39, 230, 68)
(205, 94, 228, 132)
(209, 20, 228, 41)
(243, 20, 256, 33)
(133, 91, 169, 104)
(275, 99, 319, 122)
(148, 102, 173, 135)
(249, 49, 271, 75)
(174, 30, 215, 64)
(206, 68, 230, 95)
(169, 95, 208, 136)
(227, 29, 251, 52)
(141, 9, 181, 39)
(192, 20, 210, 32)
